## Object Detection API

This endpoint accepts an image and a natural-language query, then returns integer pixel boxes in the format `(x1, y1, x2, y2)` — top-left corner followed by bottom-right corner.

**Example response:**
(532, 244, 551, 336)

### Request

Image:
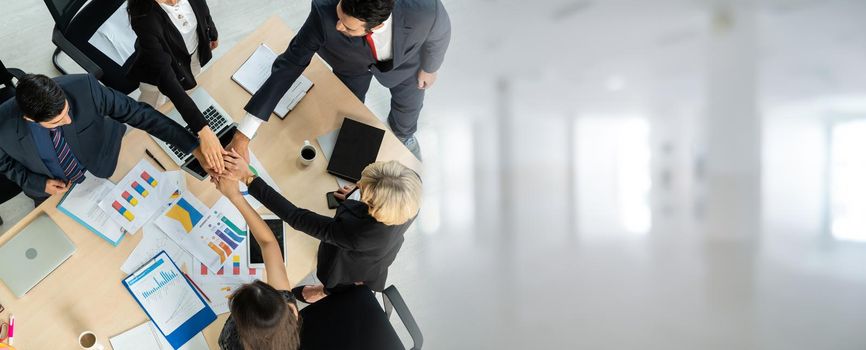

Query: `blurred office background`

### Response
(3, 0, 866, 348)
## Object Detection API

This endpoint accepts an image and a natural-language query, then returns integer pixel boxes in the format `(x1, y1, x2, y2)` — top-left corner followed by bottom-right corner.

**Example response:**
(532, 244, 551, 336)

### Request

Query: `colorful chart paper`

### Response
(155, 192, 248, 271)
(100, 160, 180, 234)
(164, 198, 204, 233)
(122, 190, 139, 206)
(112, 200, 136, 222)
(132, 181, 149, 197)
(141, 170, 158, 187)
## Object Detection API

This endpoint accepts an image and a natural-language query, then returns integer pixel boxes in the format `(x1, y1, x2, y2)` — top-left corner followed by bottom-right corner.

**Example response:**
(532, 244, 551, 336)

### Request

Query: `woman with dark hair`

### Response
(125, 0, 225, 173)
(213, 157, 300, 350)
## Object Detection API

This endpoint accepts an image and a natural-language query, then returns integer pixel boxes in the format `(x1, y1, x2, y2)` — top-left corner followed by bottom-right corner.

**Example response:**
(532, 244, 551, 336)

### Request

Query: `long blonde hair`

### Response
(358, 161, 422, 225)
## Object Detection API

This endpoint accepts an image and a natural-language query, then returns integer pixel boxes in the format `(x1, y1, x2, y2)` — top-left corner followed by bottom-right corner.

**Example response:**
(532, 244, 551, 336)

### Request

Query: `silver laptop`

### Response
(0, 215, 76, 297)
(151, 87, 238, 180)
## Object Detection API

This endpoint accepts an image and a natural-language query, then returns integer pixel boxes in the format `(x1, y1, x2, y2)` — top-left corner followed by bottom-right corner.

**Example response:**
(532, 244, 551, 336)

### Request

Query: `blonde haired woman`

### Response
(221, 150, 421, 303)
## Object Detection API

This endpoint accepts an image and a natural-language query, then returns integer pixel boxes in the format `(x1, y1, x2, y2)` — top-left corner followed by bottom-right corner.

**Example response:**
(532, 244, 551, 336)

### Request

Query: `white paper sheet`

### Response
(195, 281, 246, 315)
(240, 152, 283, 209)
(232, 44, 313, 117)
(122, 224, 194, 275)
(99, 160, 181, 234)
(316, 128, 340, 161)
(88, 3, 137, 66)
(191, 198, 262, 283)
(57, 174, 127, 245)
(110, 321, 208, 350)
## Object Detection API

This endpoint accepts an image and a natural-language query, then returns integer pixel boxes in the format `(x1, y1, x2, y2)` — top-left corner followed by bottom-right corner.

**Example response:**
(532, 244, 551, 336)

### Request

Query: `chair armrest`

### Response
(6, 68, 25, 80)
(52, 26, 103, 78)
(382, 285, 424, 350)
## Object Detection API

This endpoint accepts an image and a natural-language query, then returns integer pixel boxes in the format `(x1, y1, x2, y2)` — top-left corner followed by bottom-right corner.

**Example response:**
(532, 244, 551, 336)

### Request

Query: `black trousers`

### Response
(335, 72, 425, 140)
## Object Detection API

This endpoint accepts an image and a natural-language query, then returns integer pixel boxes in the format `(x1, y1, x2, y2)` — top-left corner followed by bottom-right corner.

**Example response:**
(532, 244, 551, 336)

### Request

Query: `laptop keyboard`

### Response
(168, 106, 228, 160)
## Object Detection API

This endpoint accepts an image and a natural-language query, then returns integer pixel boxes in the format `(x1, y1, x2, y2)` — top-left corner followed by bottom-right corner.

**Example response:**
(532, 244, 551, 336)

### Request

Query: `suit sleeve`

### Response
(202, 0, 218, 40)
(248, 177, 359, 250)
(243, 5, 325, 121)
(131, 22, 208, 133)
(420, 0, 451, 74)
(0, 148, 48, 196)
(85, 75, 198, 153)
(152, 63, 208, 133)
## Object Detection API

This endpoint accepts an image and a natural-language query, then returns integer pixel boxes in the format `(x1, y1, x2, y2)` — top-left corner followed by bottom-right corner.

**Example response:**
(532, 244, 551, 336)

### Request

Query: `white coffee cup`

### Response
(299, 140, 317, 166)
(78, 331, 104, 350)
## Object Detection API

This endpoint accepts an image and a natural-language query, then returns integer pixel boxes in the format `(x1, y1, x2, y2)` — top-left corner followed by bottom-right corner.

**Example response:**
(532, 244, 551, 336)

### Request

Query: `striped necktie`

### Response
(49, 128, 86, 184)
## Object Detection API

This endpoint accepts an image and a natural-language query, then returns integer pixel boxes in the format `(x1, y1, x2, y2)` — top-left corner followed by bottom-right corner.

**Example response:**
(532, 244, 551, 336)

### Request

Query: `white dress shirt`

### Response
(369, 15, 394, 61)
(158, 0, 198, 55)
(236, 15, 395, 139)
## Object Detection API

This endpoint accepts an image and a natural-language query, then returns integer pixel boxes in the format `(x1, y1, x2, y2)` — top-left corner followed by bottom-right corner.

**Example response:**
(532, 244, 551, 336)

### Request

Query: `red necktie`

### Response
(364, 32, 379, 61)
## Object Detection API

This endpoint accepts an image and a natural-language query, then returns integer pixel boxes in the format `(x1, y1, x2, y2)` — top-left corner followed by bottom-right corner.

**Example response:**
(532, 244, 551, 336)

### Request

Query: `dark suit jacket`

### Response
(124, 0, 218, 132)
(300, 285, 403, 350)
(248, 177, 412, 292)
(0, 74, 198, 198)
(245, 0, 451, 121)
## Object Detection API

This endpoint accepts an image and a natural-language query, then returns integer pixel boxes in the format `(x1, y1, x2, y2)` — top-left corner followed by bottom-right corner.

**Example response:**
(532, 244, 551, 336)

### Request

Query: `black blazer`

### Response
(248, 177, 413, 292)
(125, 0, 218, 133)
(0, 74, 198, 198)
(244, 0, 451, 121)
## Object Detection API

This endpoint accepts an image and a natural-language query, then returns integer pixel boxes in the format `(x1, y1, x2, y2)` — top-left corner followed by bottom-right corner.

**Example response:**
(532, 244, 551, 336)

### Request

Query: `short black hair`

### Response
(340, 0, 394, 30)
(15, 74, 66, 122)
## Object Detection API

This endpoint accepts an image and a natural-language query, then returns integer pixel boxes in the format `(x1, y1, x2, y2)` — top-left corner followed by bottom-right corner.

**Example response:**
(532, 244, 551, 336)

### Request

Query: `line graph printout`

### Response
(124, 253, 207, 335)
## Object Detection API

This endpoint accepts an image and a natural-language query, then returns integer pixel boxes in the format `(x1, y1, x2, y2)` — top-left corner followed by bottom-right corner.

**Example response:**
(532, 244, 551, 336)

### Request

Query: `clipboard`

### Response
(122, 251, 216, 349)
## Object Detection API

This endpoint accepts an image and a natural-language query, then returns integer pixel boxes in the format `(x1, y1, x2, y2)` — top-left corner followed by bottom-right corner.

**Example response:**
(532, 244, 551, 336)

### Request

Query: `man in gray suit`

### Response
(229, 0, 451, 160)
(0, 73, 206, 204)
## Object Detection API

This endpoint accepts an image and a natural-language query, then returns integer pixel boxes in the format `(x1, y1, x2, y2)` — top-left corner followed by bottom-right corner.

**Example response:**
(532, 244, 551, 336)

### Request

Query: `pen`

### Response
(183, 272, 211, 303)
(145, 149, 167, 171)
(7, 315, 13, 345)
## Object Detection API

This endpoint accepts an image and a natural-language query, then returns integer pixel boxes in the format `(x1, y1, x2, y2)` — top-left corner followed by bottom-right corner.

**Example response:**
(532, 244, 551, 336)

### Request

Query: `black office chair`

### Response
(299, 284, 424, 350)
(43, 0, 139, 94)
(0, 58, 25, 226)
(382, 285, 424, 350)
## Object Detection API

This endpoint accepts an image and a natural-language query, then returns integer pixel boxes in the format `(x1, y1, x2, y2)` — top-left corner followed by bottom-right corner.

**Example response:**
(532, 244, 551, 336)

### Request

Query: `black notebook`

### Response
(327, 118, 385, 182)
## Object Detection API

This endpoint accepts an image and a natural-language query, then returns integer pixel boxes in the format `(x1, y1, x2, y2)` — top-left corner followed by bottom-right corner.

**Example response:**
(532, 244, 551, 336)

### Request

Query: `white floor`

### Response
(4, 0, 866, 349)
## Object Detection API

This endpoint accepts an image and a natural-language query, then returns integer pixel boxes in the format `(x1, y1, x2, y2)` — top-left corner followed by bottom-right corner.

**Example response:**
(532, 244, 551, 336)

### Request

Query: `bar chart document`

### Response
(100, 160, 180, 233)
(123, 251, 216, 349)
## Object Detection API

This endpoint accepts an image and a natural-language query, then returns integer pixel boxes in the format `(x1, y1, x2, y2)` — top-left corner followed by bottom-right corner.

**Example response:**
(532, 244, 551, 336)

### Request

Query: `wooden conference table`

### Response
(0, 16, 421, 349)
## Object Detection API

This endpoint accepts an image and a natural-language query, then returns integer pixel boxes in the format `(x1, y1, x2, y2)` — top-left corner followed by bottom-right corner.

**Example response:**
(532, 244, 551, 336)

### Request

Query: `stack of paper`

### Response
(57, 175, 128, 245)
(57, 162, 186, 245)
